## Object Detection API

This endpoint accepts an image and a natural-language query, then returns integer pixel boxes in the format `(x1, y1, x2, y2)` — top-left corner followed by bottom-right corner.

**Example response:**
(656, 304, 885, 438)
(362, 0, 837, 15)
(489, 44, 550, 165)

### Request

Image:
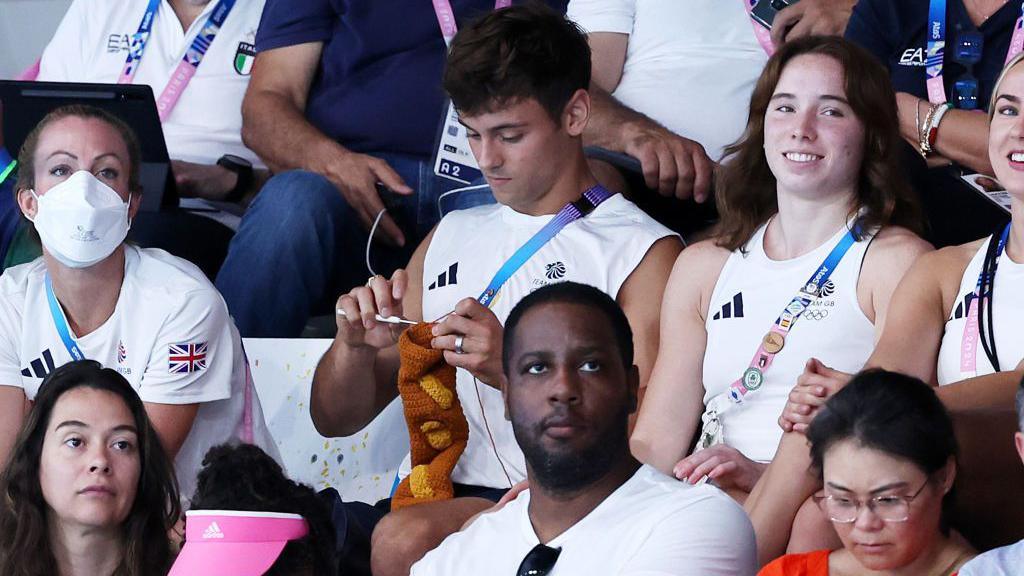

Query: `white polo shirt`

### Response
(567, 0, 767, 161)
(0, 246, 277, 503)
(37, 0, 265, 167)
(411, 465, 757, 575)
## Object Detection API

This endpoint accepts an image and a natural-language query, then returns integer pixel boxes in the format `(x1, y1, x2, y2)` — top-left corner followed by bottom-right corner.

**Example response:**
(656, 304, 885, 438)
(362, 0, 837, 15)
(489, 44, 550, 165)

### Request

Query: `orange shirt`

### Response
(759, 550, 830, 576)
(759, 551, 960, 576)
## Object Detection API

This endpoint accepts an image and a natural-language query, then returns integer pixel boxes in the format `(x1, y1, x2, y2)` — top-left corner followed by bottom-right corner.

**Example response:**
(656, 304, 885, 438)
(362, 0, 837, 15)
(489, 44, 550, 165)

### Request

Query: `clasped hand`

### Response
(778, 358, 853, 433)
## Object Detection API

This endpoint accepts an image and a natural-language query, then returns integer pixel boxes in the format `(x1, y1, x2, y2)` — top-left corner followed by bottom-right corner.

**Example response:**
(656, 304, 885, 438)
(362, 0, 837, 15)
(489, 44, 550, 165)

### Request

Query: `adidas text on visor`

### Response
(169, 510, 309, 575)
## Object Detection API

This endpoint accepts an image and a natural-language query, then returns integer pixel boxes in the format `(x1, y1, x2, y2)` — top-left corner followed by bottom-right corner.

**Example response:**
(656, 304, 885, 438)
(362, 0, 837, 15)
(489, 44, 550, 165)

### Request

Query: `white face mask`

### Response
(27, 170, 132, 269)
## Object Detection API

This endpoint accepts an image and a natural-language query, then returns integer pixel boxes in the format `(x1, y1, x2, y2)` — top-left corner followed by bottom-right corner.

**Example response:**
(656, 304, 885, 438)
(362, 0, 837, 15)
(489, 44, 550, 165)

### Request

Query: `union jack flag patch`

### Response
(168, 342, 208, 374)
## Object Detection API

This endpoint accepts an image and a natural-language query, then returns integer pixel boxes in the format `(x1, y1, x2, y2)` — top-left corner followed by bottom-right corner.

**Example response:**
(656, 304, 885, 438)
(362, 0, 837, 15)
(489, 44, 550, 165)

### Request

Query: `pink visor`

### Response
(169, 510, 310, 576)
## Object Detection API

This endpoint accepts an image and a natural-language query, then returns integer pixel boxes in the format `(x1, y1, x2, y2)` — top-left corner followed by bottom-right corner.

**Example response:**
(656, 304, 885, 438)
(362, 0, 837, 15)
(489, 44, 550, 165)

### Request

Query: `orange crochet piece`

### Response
(391, 323, 469, 510)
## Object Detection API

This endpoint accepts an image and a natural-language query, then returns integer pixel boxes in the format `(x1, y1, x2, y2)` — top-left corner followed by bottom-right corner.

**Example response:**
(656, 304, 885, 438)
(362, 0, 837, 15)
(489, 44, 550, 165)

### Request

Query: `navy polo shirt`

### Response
(255, 0, 567, 159)
(846, 0, 1018, 110)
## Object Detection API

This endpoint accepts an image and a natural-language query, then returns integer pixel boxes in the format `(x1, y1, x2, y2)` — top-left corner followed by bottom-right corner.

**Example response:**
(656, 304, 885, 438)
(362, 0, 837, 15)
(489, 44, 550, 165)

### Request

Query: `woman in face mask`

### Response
(0, 104, 277, 505)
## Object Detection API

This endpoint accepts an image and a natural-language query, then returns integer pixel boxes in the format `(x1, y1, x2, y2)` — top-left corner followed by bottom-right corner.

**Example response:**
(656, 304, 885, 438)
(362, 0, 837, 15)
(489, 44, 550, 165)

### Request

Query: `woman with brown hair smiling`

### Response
(631, 35, 931, 500)
(752, 46, 1024, 567)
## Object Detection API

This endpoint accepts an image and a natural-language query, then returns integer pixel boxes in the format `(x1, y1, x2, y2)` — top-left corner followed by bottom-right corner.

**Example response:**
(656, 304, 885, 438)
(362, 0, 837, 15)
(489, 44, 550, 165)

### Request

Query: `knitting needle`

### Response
(336, 309, 418, 325)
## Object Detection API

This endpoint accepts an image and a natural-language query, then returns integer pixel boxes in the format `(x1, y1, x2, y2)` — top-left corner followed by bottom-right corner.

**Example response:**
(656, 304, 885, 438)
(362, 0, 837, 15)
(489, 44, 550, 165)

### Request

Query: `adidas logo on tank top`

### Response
(712, 292, 744, 320)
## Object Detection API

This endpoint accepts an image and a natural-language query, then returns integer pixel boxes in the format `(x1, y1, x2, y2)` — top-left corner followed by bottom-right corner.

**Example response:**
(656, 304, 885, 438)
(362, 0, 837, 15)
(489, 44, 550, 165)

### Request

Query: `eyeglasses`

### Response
(516, 543, 562, 576)
(953, 31, 984, 110)
(818, 478, 930, 524)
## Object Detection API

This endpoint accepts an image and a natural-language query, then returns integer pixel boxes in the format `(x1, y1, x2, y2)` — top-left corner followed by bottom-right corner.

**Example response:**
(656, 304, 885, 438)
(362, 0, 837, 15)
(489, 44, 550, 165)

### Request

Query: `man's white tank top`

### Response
(407, 193, 675, 488)
(702, 221, 876, 462)
(936, 236, 1024, 385)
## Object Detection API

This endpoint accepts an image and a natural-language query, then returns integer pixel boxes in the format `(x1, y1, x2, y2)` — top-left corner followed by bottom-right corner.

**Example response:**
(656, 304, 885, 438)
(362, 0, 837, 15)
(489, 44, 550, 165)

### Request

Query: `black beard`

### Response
(513, 403, 631, 497)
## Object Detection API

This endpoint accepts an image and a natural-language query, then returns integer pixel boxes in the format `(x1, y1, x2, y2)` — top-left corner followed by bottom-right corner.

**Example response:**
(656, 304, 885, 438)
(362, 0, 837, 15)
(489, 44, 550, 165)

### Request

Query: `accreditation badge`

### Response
(432, 100, 482, 184)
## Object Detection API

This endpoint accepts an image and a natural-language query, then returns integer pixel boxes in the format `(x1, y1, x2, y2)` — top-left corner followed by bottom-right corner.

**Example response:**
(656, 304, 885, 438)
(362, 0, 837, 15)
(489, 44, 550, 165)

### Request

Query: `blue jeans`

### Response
(216, 153, 493, 337)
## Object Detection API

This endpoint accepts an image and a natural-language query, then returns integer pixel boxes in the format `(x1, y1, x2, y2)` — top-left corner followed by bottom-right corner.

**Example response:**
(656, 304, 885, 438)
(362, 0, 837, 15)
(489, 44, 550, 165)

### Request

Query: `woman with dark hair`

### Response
(0, 104, 276, 502)
(754, 49, 1024, 565)
(171, 443, 338, 576)
(0, 360, 179, 575)
(759, 369, 975, 575)
(631, 35, 931, 499)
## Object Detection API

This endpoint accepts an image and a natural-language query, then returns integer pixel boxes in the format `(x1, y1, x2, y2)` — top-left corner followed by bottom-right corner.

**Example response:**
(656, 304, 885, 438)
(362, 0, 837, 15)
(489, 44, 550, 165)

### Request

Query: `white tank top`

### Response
(936, 236, 1024, 385)
(408, 193, 675, 488)
(702, 221, 876, 462)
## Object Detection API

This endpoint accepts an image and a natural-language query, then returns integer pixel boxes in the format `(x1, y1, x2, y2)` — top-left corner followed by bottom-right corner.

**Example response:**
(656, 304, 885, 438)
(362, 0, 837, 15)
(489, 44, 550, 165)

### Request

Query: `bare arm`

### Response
(935, 362, 1024, 412)
(932, 108, 993, 174)
(241, 42, 328, 174)
(857, 227, 934, 341)
(866, 249, 958, 383)
(616, 236, 684, 402)
(0, 386, 27, 466)
(770, 0, 857, 46)
(588, 32, 628, 93)
(143, 402, 200, 460)
(744, 431, 820, 566)
(896, 93, 993, 174)
(583, 88, 713, 202)
(630, 241, 728, 474)
(310, 230, 430, 437)
(241, 43, 412, 244)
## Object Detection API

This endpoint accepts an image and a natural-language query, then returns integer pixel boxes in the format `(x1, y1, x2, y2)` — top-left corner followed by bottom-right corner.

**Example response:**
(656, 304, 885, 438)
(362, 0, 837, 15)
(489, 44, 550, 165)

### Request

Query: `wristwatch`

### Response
(216, 154, 254, 203)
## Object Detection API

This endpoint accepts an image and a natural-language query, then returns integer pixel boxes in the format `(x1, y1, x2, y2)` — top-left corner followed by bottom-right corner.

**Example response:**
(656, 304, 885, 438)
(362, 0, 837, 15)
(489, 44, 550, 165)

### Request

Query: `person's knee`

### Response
(370, 509, 442, 576)
(246, 170, 348, 234)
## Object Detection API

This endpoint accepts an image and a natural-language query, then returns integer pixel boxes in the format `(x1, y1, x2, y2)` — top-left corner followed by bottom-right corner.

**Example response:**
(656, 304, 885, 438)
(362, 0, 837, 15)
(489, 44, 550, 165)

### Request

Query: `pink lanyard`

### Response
(118, 0, 236, 121)
(432, 0, 512, 47)
(743, 0, 776, 56)
(1010, 4, 1024, 62)
(959, 224, 1009, 377)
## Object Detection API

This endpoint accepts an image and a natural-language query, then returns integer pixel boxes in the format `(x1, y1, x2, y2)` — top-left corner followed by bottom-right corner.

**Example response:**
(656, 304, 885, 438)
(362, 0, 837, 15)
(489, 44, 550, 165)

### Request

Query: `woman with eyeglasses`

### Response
(759, 369, 975, 575)
(845, 0, 1015, 248)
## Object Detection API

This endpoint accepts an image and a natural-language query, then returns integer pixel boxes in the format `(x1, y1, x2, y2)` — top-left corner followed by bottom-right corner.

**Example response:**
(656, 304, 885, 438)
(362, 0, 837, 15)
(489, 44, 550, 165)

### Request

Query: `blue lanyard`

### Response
(121, 0, 162, 80)
(182, 0, 237, 67)
(121, 0, 236, 83)
(926, 0, 947, 87)
(44, 275, 87, 362)
(725, 225, 859, 405)
(477, 186, 614, 308)
(777, 227, 857, 330)
(926, 0, 1024, 103)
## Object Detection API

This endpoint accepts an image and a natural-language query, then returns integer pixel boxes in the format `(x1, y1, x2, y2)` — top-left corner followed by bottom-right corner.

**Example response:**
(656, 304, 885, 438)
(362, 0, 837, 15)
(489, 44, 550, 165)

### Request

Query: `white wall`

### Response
(0, 0, 71, 78)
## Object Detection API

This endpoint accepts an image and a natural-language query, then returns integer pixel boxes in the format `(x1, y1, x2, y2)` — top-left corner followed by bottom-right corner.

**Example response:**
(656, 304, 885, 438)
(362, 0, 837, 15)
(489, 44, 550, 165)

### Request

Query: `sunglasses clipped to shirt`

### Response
(517, 544, 562, 576)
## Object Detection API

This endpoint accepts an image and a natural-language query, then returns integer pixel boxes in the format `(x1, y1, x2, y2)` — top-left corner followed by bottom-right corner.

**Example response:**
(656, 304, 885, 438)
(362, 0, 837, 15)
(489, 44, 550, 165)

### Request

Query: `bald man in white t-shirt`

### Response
(412, 283, 756, 575)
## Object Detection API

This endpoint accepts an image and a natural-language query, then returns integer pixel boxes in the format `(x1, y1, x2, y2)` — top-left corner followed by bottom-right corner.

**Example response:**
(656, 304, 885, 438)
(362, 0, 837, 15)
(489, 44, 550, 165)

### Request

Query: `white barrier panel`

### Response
(243, 338, 409, 504)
